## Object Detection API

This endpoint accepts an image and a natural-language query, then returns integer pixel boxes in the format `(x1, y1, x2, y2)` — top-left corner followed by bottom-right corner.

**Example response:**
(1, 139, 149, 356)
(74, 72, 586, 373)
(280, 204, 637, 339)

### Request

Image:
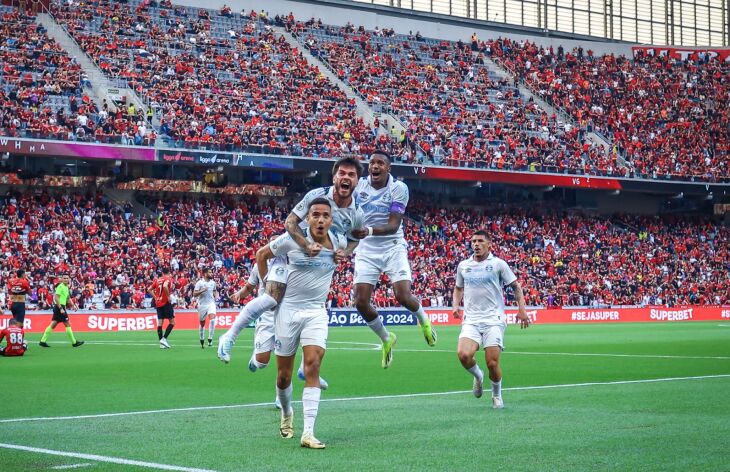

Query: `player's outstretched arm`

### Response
(452, 286, 464, 319)
(509, 280, 530, 329)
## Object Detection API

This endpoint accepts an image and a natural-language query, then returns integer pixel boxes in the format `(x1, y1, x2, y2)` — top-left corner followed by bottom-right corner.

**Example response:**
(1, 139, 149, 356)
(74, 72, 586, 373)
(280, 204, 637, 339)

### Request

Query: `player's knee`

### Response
(457, 350, 472, 365)
(303, 357, 321, 376)
(276, 372, 292, 388)
(354, 297, 370, 314)
(486, 358, 499, 371)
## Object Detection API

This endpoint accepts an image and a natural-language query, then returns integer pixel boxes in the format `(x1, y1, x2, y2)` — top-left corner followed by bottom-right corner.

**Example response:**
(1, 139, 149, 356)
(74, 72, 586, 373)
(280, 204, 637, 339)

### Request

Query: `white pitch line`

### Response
(52, 463, 92, 470)
(46, 340, 730, 360)
(0, 443, 216, 472)
(2, 374, 729, 425)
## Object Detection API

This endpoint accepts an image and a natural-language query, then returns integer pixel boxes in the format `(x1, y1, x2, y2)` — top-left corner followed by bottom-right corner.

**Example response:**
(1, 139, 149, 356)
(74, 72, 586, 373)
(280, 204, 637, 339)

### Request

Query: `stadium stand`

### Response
(292, 19, 617, 175)
(50, 0, 385, 158)
(487, 37, 729, 181)
(2, 188, 726, 311)
(0, 2, 724, 181)
(0, 6, 147, 145)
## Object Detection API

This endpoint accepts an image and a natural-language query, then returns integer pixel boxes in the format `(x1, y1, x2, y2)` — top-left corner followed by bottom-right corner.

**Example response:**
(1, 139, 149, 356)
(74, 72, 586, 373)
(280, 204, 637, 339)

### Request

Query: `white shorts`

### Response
(459, 324, 506, 350)
(266, 255, 289, 285)
(354, 243, 411, 286)
(274, 306, 328, 357)
(197, 304, 217, 321)
(253, 310, 276, 355)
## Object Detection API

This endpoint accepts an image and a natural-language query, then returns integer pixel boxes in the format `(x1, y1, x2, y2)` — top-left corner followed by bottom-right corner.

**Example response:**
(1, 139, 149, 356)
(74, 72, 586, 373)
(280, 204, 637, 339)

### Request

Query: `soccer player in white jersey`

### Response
(350, 151, 437, 368)
(452, 230, 530, 409)
(193, 268, 217, 348)
(218, 157, 364, 363)
(230, 258, 328, 407)
(256, 197, 347, 449)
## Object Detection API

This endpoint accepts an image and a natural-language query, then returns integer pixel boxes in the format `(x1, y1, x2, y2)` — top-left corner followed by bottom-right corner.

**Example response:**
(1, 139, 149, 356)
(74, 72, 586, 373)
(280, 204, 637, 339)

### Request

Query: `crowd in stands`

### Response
(50, 0, 389, 158)
(487, 38, 729, 181)
(293, 19, 617, 174)
(1, 2, 727, 180)
(2, 189, 726, 312)
(0, 7, 148, 145)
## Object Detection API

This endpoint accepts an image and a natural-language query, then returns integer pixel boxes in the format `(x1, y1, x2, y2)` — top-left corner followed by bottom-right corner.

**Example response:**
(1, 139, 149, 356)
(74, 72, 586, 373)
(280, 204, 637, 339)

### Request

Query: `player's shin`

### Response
(208, 317, 216, 341)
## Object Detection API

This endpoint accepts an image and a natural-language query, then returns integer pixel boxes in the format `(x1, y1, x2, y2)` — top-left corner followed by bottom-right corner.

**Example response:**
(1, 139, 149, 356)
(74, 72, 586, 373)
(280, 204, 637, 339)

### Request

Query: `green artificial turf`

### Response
(1, 322, 729, 471)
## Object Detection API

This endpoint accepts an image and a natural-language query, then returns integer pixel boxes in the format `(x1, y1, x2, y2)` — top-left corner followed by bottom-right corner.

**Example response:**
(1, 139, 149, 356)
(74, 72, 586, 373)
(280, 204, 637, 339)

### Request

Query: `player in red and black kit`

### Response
(1, 319, 27, 357)
(7, 269, 31, 325)
(149, 267, 175, 349)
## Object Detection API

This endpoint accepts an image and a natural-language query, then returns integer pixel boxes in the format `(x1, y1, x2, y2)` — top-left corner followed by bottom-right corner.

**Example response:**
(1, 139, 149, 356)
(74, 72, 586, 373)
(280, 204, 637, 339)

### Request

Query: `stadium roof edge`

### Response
(287, 0, 633, 44)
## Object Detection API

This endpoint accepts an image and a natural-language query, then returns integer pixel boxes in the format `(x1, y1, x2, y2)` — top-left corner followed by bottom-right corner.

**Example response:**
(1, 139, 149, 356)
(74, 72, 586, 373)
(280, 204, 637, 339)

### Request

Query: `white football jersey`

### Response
(270, 229, 347, 310)
(354, 175, 409, 254)
(194, 279, 216, 306)
(292, 186, 364, 240)
(455, 254, 517, 326)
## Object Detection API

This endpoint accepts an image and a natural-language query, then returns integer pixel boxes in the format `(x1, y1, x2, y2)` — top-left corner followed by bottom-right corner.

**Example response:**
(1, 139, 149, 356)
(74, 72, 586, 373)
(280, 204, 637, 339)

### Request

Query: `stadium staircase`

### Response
(36, 12, 153, 124)
(275, 26, 406, 138)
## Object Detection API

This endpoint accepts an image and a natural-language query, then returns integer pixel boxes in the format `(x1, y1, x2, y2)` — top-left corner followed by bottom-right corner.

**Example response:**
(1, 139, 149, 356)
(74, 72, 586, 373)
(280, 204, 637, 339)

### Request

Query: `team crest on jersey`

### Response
(359, 192, 369, 201)
(485, 266, 494, 272)
(275, 267, 285, 275)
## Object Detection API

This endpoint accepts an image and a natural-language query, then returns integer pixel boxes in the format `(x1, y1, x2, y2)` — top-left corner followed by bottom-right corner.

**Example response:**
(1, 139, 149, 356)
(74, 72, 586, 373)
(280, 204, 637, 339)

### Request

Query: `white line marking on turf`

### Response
(52, 463, 92, 469)
(0, 443, 216, 472)
(2, 374, 728, 424)
(47, 341, 730, 359)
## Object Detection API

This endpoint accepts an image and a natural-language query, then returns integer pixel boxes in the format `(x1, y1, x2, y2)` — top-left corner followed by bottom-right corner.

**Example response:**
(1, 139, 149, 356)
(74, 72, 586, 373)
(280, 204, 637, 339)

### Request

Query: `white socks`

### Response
(467, 364, 484, 381)
(302, 387, 321, 435)
(276, 383, 293, 415)
(207, 317, 216, 340)
(227, 293, 278, 341)
(410, 304, 429, 325)
(367, 318, 390, 342)
(491, 380, 502, 398)
(198, 325, 205, 341)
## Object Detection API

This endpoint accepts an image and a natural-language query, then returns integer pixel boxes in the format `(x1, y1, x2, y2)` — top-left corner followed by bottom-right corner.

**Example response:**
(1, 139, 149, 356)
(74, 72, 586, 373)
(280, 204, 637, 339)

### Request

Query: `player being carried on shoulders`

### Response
(350, 150, 437, 368)
(218, 156, 365, 377)
(452, 230, 530, 409)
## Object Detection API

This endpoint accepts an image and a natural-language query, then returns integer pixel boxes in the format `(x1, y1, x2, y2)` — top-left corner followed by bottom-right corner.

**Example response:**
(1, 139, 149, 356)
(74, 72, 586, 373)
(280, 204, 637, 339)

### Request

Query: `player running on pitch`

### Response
(256, 197, 346, 448)
(39, 275, 84, 348)
(193, 268, 218, 348)
(218, 156, 364, 364)
(350, 150, 437, 368)
(452, 230, 530, 409)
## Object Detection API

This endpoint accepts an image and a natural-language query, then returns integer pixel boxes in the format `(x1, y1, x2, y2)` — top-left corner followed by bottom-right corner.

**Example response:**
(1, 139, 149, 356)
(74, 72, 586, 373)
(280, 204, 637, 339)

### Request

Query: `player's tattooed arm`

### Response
(256, 244, 274, 281)
(285, 212, 321, 256)
(509, 280, 530, 329)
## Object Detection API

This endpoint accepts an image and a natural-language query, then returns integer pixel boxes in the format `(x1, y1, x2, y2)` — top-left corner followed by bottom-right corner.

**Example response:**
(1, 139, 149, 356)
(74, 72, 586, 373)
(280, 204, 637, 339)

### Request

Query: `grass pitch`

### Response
(2, 322, 729, 471)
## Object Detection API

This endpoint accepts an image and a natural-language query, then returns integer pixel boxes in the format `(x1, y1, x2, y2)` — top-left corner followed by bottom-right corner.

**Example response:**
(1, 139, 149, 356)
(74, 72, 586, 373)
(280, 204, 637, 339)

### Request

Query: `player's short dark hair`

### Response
(309, 197, 332, 211)
(369, 150, 392, 163)
(472, 230, 490, 240)
(16, 269, 24, 277)
(332, 156, 363, 178)
(162, 267, 171, 274)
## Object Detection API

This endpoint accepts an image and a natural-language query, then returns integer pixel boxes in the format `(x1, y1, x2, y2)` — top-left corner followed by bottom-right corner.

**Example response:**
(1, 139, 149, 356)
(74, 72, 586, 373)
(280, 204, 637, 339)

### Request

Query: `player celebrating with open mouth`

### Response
(256, 197, 347, 449)
(351, 151, 437, 368)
